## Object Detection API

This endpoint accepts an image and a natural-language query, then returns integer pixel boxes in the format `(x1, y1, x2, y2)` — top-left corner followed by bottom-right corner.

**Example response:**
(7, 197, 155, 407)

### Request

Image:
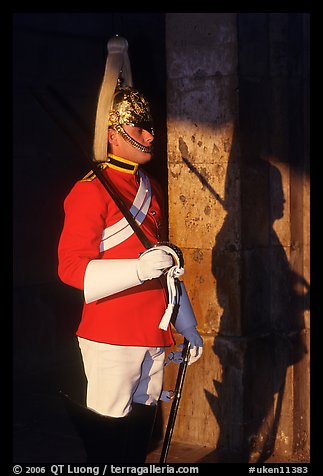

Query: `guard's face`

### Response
(108, 125, 154, 165)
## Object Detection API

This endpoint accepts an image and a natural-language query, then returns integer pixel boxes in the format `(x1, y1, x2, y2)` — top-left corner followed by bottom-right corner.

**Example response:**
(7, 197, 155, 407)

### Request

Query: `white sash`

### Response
(100, 170, 151, 252)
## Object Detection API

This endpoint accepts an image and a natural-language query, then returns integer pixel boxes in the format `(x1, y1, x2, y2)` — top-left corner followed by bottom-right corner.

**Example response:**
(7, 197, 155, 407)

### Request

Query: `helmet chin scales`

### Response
(113, 124, 153, 154)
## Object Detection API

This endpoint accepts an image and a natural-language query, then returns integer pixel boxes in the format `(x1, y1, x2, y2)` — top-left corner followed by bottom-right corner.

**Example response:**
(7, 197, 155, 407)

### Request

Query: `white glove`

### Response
(84, 250, 174, 303)
(137, 248, 173, 282)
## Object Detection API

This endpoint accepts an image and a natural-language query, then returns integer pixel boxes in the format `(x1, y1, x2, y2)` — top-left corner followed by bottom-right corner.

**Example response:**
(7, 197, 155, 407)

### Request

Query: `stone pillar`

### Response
(164, 12, 241, 451)
(164, 12, 309, 462)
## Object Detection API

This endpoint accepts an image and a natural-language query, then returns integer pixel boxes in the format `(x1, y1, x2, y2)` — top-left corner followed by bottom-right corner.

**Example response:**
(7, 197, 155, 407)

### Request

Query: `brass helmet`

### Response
(108, 86, 154, 153)
(93, 36, 153, 161)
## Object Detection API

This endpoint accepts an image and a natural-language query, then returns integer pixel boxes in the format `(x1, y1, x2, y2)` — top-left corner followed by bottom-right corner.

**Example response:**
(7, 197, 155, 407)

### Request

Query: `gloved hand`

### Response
(180, 326, 204, 365)
(137, 248, 173, 282)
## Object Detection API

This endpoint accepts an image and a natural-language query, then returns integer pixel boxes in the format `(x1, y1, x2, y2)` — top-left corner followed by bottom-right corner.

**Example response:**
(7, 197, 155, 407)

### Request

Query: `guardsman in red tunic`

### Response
(58, 36, 203, 463)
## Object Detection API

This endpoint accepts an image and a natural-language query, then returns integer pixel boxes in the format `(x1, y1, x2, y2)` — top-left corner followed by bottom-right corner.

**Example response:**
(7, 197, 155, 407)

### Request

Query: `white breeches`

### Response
(78, 337, 165, 417)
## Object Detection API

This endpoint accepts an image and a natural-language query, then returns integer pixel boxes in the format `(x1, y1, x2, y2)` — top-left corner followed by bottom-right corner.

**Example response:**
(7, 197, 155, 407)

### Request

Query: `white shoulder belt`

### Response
(100, 170, 151, 252)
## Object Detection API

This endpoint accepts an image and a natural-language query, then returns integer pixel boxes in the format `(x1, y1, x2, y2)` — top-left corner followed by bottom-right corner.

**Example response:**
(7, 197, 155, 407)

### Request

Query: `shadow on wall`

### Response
(183, 146, 310, 462)
(211, 159, 309, 462)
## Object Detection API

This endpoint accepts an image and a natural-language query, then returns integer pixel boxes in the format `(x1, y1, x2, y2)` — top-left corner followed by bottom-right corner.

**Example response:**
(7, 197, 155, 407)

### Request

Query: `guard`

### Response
(58, 35, 203, 463)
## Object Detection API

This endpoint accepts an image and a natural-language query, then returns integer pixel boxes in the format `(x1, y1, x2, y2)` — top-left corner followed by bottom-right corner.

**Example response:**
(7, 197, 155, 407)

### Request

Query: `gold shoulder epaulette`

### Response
(80, 162, 109, 182)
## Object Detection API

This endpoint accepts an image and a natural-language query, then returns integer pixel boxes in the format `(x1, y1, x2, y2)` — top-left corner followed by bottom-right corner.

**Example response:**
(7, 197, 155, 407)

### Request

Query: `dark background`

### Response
(13, 12, 167, 462)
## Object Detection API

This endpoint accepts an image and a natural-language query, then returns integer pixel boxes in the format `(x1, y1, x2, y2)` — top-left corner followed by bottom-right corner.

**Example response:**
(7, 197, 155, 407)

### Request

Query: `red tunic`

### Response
(58, 164, 175, 347)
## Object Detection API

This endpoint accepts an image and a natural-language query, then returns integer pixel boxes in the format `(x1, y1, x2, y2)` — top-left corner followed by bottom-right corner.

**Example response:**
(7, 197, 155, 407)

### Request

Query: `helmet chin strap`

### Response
(115, 125, 153, 154)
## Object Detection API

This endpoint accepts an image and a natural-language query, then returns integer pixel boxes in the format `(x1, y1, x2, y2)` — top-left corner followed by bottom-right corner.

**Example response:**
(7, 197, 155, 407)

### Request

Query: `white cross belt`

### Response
(100, 170, 152, 252)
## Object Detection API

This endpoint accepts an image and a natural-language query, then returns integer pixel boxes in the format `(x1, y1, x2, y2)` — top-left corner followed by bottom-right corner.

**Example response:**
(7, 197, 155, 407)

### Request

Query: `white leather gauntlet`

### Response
(84, 259, 141, 303)
(84, 249, 173, 304)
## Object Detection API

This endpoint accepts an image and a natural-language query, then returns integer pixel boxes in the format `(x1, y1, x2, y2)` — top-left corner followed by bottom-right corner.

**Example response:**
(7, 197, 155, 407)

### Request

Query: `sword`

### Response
(159, 338, 191, 463)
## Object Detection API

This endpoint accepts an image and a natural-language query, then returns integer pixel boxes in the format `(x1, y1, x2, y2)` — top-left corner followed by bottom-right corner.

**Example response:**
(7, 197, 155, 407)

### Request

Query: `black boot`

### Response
(60, 391, 129, 463)
(125, 402, 157, 463)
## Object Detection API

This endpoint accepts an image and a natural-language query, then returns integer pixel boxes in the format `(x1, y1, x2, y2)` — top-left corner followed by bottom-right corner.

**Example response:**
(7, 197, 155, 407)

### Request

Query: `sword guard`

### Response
(154, 241, 184, 269)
